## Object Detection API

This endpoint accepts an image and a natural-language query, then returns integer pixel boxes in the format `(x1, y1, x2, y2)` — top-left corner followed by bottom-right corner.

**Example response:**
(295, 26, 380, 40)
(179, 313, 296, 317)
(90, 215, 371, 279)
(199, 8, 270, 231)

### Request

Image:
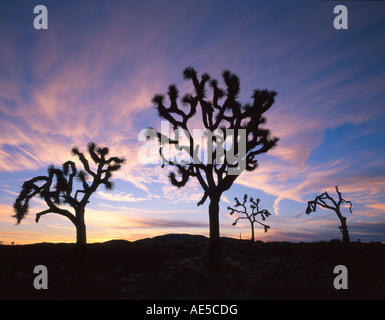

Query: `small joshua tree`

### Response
(306, 185, 352, 244)
(13, 142, 125, 247)
(229, 194, 271, 243)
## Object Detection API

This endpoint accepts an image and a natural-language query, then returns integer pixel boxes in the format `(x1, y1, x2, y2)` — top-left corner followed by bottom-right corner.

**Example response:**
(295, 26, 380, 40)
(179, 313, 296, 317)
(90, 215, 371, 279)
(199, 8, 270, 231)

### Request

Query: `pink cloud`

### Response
(366, 203, 385, 212)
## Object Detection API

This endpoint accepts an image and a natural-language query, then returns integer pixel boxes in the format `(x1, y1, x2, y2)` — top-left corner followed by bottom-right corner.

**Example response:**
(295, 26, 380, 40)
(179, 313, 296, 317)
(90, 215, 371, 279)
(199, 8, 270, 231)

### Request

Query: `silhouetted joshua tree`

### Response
(306, 185, 352, 244)
(13, 142, 125, 247)
(229, 194, 271, 243)
(147, 67, 279, 270)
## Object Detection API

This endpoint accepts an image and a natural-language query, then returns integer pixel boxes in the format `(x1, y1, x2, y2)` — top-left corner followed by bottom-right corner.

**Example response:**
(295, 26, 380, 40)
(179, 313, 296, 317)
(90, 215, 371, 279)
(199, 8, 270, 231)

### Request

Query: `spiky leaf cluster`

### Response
(149, 67, 279, 206)
(13, 142, 125, 224)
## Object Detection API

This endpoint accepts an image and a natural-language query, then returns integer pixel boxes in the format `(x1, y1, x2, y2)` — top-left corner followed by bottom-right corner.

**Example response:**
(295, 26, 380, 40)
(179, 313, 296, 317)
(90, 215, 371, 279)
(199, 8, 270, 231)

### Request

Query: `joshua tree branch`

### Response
(35, 208, 76, 225)
(75, 190, 86, 201)
(335, 185, 353, 213)
(255, 220, 270, 232)
(71, 147, 97, 179)
(232, 215, 249, 226)
(197, 192, 209, 207)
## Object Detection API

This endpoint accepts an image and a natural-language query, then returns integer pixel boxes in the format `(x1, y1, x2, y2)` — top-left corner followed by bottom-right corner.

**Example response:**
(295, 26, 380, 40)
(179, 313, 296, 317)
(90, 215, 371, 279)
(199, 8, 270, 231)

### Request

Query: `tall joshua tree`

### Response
(306, 185, 352, 244)
(13, 142, 125, 247)
(147, 67, 279, 269)
(229, 194, 271, 243)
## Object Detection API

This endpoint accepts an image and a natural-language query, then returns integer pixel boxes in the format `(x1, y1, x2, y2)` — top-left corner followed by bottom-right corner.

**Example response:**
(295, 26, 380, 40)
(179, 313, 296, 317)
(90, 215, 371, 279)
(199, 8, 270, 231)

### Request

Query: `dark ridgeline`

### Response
(229, 194, 271, 243)
(13, 142, 125, 248)
(306, 185, 353, 244)
(148, 67, 279, 270)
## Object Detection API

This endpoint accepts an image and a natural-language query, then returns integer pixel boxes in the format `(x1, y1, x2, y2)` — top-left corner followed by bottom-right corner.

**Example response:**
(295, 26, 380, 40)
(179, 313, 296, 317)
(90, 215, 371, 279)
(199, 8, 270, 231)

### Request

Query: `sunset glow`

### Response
(1, 0, 385, 245)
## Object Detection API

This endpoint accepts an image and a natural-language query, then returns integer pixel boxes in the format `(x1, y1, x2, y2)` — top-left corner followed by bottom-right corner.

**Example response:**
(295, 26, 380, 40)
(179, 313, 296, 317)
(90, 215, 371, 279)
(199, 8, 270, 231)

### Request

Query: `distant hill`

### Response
(134, 233, 209, 244)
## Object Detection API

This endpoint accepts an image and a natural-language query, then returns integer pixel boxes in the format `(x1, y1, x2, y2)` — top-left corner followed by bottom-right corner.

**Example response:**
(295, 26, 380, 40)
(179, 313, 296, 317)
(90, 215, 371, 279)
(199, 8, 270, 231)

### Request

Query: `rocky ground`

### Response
(1, 234, 384, 300)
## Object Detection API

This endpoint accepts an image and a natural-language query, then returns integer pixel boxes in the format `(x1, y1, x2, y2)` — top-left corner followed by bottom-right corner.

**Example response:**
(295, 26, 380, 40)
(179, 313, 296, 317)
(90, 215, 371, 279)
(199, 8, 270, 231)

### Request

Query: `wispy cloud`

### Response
(112, 218, 207, 229)
(1, 1, 384, 244)
(96, 191, 147, 202)
(365, 203, 385, 215)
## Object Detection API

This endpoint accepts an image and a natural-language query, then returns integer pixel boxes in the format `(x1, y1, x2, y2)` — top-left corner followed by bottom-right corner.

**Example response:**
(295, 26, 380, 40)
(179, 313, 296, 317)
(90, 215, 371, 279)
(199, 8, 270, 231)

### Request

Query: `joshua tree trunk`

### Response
(250, 221, 255, 243)
(338, 214, 350, 244)
(208, 194, 221, 271)
(75, 209, 87, 247)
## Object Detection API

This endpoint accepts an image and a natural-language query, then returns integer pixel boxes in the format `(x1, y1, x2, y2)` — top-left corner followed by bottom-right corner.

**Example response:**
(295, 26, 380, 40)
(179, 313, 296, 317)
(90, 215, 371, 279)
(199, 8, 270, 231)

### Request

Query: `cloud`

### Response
(222, 2, 385, 218)
(0, 188, 18, 197)
(0, 204, 13, 224)
(366, 203, 385, 211)
(363, 203, 385, 217)
(350, 220, 385, 241)
(0, 2, 171, 174)
(237, 144, 385, 218)
(112, 218, 207, 229)
(96, 191, 146, 202)
(161, 180, 203, 204)
(234, 75, 385, 216)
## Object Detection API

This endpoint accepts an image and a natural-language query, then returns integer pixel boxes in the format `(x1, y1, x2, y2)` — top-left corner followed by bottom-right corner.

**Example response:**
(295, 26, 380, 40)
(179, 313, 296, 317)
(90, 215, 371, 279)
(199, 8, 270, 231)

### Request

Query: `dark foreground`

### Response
(1, 234, 384, 300)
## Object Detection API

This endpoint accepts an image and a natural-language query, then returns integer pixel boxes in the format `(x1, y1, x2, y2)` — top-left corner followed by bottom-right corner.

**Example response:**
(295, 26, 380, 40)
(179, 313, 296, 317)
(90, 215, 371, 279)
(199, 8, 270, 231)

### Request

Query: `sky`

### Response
(0, 0, 384, 244)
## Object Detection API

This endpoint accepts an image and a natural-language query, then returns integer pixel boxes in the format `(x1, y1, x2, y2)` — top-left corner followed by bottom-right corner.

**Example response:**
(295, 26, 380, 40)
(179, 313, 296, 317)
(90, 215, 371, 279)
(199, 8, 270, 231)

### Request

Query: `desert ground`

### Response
(1, 234, 384, 300)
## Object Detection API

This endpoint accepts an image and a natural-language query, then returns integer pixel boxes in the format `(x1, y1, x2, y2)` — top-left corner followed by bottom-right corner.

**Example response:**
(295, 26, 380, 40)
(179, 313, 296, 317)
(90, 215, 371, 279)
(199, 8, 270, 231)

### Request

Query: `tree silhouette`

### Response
(306, 185, 352, 244)
(13, 142, 125, 247)
(147, 67, 279, 270)
(229, 194, 271, 243)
